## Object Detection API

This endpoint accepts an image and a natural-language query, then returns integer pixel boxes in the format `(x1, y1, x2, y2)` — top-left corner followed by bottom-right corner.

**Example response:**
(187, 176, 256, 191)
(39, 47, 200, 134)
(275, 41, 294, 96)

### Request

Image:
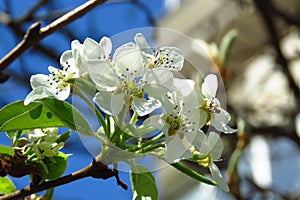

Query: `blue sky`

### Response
(0, 0, 167, 199)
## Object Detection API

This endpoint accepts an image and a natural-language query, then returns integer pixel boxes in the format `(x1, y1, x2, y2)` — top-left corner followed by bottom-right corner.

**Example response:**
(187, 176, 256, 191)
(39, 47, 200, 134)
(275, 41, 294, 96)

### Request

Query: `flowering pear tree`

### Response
(0, 32, 236, 200)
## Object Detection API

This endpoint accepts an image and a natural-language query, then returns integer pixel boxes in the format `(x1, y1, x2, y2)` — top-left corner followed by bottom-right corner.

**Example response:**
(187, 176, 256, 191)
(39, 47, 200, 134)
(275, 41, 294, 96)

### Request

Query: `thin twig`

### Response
(0, 0, 107, 72)
(0, 159, 126, 200)
(254, 0, 300, 103)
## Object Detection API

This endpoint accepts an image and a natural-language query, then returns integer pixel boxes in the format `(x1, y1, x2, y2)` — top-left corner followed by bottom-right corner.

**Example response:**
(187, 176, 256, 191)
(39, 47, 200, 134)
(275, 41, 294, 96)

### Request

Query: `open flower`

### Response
(189, 131, 229, 192)
(24, 63, 79, 105)
(60, 36, 112, 75)
(200, 74, 236, 133)
(88, 42, 173, 117)
(134, 33, 184, 71)
(143, 87, 206, 162)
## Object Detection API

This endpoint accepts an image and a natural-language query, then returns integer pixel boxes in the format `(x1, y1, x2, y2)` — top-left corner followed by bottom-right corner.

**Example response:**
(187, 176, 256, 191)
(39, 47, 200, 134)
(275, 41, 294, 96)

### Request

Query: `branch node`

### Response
(24, 21, 42, 41)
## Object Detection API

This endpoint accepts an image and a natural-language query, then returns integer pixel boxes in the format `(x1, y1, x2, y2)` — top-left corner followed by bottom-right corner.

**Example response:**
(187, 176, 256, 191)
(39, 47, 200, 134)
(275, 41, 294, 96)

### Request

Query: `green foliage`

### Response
(0, 144, 14, 156)
(219, 29, 238, 66)
(0, 101, 65, 132)
(42, 152, 69, 180)
(171, 162, 217, 186)
(0, 177, 16, 194)
(40, 98, 93, 136)
(0, 99, 93, 136)
(130, 165, 158, 200)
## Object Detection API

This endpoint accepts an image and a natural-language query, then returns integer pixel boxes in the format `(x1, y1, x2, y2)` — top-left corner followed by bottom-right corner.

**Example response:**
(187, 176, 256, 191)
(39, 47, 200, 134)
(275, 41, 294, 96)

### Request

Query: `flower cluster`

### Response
(24, 33, 235, 190)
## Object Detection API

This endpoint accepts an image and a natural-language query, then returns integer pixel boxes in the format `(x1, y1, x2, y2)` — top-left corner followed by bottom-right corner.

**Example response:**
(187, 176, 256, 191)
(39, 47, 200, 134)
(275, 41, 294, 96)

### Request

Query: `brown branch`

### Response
(254, 0, 300, 103)
(0, 0, 108, 72)
(0, 159, 127, 200)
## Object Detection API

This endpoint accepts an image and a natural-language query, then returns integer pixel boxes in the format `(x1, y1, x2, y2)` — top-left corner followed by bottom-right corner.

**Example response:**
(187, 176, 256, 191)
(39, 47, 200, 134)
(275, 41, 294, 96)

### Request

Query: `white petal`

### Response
(48, 66, 60, 75)
(60, 50, 75, 68)
(24, 87, 52, 105)
(113, 45, 144, 79)
(159, 47, 184, 71)
(71, 40, 85, 74)
(30, 74, 51, 89)
(54, 84, 71, 101)
(202, 74, 218, 98)
(111, 93, 126, 117)
(165, 134, 191, 163)
(143, 68, 174, 86)
(132, 97, 161, 116)
(100, 36, 112, 58)
(143, 115, 165, 130)
(144, 84, 179, 115)
(173, 78, 195, 97)
(192, 130, 207, 150)
(134, 33, 153, 56)
(83, 38, 105, 60)
(211, 109, 236, 134)
(93, 92, 124, 116)
(207, 132, 223, 160)
(210, 163, 229, 192)
(164, 135, 183, 163)
(86, 60, 118, 91)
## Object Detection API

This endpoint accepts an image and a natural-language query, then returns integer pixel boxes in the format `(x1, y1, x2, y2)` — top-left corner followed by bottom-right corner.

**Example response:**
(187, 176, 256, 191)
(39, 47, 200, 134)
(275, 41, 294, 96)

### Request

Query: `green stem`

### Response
(127, 132, 165, 152)
(129, 111, 138, 125)
(171, 162, 218, 186)
(136, 142, 165, 153)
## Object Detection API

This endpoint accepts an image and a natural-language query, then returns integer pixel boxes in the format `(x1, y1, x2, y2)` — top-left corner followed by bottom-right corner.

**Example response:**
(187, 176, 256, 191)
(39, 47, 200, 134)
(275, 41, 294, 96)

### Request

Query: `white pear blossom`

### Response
(143, 87, 206, 163)
(88, 42, 175, 117)
(192, 39, 219, 62)
(24, 64, 79, 105)
(189, 131, 229, 192)
(200, 74, 236, 133)
(60, 36, 112, 75)
(26, 128, 64, 159)
(134, 33, 184, 71)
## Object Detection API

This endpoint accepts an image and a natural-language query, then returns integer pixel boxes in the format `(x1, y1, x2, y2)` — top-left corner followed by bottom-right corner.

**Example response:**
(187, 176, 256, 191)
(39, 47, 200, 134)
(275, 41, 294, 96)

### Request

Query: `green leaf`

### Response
(40, 98, 93, 136)
(0, 177, 16, 194)
(130, 165, 158, 200)
(0, 99, 94, 136)
(219, 29, 238, 66)
(0, 101, 65, 132)
(0, 145, 14, 156)
(42, 152, 69, 180)
(171, 162, 217, 186)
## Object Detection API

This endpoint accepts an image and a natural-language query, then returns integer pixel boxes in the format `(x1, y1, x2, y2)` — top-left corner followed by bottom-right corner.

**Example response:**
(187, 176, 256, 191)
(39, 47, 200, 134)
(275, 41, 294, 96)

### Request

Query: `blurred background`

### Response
(0, 0, 300, 199)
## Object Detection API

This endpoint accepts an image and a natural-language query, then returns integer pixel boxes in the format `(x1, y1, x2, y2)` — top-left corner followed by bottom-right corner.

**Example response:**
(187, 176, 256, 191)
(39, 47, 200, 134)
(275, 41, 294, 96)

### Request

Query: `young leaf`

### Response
(42, 152, 69, 180)
(0, 177, 16, 194)
(0, 101, 65, 132)
(40, 98, 94, 136)
(219, 29, 238, 66)
(171, 162, 218, 186)
(0, 145, 14, 156)
(130, 165, 158, 200)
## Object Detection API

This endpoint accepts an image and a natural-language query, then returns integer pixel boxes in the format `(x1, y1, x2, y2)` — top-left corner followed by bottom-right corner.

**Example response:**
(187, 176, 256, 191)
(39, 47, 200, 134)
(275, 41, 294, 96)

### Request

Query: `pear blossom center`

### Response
(202, 97, 221, 113)
(146, 47, 175, 69)
(47, 63, 78, 95)
(115, 79, 143, 97)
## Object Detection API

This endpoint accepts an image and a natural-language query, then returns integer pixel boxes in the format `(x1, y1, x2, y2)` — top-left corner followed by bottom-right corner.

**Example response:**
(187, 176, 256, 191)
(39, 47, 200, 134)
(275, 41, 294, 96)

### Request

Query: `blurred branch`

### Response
(254, 0, 300, 104)
(269, 2, 300, 28)
(0, 0, 108, 72)
(0, 159, 127, 200)
(15, 0, 49, 23)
